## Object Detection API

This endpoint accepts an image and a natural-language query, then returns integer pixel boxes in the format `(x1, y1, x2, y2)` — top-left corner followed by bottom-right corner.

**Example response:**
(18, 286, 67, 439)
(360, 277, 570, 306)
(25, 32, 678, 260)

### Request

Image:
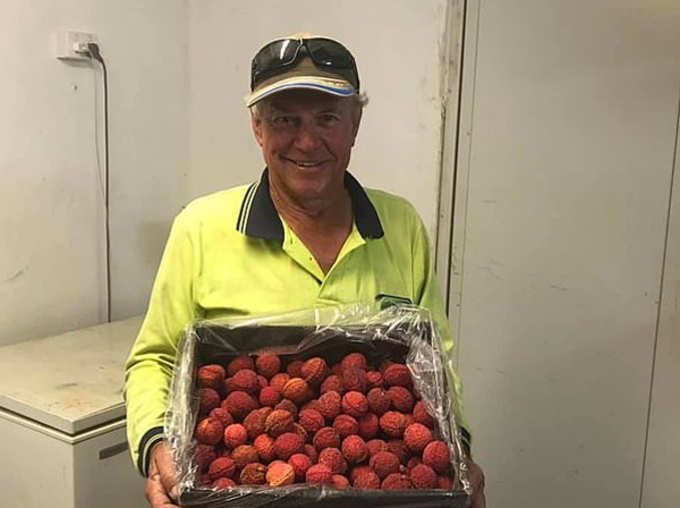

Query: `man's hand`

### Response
(467, 458, 486, 508)
(145, 440, 184, 508)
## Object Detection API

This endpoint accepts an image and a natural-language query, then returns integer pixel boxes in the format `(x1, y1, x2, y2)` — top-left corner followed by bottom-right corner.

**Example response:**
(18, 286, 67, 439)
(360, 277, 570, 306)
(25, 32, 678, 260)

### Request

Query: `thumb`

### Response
(151, 441, 180, 500)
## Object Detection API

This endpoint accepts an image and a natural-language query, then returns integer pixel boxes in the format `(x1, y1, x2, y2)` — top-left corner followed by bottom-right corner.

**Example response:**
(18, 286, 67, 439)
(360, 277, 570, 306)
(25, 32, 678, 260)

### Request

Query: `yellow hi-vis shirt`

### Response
(124, 169, 469, 476)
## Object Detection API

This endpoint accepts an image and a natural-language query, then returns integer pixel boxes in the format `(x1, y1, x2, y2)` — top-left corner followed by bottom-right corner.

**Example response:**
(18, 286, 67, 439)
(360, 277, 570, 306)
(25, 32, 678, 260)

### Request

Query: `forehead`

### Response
(265, 89, 351, 113)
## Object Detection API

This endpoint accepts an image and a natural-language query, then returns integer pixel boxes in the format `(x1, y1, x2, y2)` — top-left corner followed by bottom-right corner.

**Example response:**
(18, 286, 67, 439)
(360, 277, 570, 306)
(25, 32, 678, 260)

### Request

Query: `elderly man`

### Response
(125, 34, 485, 507)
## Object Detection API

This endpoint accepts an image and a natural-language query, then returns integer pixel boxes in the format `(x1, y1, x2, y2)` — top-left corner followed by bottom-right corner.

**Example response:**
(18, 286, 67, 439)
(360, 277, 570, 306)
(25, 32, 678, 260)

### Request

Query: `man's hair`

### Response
(250, 92, 369, 125)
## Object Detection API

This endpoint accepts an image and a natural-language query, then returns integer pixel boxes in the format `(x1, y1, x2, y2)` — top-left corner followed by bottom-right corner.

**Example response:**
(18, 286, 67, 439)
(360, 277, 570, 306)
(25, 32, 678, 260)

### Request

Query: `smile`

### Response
(284, 157, 328, 169)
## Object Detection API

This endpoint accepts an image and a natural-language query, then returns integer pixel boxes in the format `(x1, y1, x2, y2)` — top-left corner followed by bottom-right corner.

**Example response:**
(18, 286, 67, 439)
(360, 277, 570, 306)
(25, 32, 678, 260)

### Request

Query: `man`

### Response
(125, 33, 485, 507)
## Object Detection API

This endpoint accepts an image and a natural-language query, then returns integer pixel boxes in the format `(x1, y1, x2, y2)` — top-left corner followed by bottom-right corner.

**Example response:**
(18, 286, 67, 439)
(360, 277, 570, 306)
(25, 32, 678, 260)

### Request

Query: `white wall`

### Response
(449, 1, 680, 507)
(0, 0, 188, 345)
(186, 0, 452, 240)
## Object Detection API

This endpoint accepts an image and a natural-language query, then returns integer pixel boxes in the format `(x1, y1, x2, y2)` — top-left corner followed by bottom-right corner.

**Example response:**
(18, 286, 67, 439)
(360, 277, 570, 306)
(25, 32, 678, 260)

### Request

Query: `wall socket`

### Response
(55, 31, 98, 61)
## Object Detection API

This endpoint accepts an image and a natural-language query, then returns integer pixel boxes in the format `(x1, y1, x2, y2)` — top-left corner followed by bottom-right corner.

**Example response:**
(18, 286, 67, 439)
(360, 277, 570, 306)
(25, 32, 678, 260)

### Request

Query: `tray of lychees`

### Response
(171, 320, 468, 508)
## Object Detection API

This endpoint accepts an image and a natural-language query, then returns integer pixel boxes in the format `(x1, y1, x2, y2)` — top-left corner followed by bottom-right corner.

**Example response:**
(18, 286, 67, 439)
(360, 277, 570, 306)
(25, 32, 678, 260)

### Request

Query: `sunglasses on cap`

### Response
(250, 37, 360, 92)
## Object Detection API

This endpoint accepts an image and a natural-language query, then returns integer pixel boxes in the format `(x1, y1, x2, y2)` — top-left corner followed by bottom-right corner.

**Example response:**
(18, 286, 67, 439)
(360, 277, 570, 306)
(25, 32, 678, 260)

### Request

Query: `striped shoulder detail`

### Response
(236, 181, 259, 233)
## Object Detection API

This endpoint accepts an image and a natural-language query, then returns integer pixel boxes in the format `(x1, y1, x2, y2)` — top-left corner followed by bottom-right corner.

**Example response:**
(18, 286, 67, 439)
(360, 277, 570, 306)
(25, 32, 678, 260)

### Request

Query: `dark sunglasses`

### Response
(251, 37, 360, 92)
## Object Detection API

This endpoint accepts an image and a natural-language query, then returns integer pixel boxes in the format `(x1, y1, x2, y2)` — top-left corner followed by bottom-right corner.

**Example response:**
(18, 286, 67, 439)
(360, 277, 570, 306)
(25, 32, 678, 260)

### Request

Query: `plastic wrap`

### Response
(166, 302, 470, 507)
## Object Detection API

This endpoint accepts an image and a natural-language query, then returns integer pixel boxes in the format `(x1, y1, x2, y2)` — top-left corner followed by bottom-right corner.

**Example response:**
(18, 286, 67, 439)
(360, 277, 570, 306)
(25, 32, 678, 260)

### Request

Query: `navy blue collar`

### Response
(236, 168, 384, 241)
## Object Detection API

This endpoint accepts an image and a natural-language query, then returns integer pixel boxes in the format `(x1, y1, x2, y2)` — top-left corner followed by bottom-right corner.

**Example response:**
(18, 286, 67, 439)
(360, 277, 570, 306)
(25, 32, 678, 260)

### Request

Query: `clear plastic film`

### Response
(166, 302, 470, 507)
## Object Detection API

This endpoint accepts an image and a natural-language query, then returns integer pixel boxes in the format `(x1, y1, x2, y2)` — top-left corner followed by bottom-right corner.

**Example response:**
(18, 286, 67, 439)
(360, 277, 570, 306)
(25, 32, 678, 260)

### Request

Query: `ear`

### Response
(250, 110, 264, 147)
(351, 106, 363, 147)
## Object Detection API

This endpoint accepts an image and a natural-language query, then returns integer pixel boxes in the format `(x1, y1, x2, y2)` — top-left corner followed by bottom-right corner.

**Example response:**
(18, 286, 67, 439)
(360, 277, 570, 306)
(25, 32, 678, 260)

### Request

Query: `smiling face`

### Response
(251, 89, 361, 208)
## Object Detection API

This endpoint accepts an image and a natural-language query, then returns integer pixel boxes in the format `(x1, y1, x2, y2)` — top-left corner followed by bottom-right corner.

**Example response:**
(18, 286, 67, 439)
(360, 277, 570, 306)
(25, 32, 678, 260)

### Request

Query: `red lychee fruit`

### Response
(211, 477, 236, 489)
(274, 398, 298, 418)
(353, 469, 380, 489)
(255, 354, 281, 379)
(292, 423, 309, 443)
(403, 423, 434, 453)
(259, 386, 282, 407)
(387, 439, 410, 464)
(320, 374, 344, 394)
(223, 423, 248, 448)
(410, 464, 438, 489)
(366, 387, 391, 415)
(266, 461, 295, 486)
(209, 407, 234, 428)
(413, 400, 435, 428)
(198, 388, 221, 414)
(304, 443, 318, 463)
(230, 444, 259, 468)
(227, 355, 254, 377)
(438, 474, 454, 489)
(305, 464, 333, 484)
(300, 399, 321, 413)
(342, 367, 367, 393)
(383, 364, 411, 387)
(407, 457, 422, 470)
(281, 377, 309, 404)
(317, 390, 342, 421)
(243, 407, 273, 439)
(231, 369, 259, 394)
(365, 370, 383, 389)
(270, 373, 291, 392)
(240, 462, 267, 484)
(422, 440, 451, 474)
(379, 411, 408, 438)
(286, 360, 304, 378)
(319, 447, 348, 474)
(301, 357, 328, 386)
(299, 408, 325, 434)
(223, 391, 259, 420)
(193, 444, 216, 472)
(265, 409, 294, 437)
(208, 456, 236, 480)
(257, 375, 268, 390)
(274, 432, 305, 460)
(369, 451, 400, 479)
(366, 439, 389, 457)
(253, 434, 276, 463)
(387, 386, 414, 413)
(331, 474, 350, 489)
(349, 465, 372, 483)
(358, 413, 379, 439)
(195, 417, 224, 446)
(288, 452, 312, 480)
(197, 364, 226, 390)
(341, 352, 368, 372)
(333, 414, 359, 438)
(342, 391, 369, 418)
(341, 435, 368, 465)
(313, 426, 341, 451)
(381, 472, 412, 490)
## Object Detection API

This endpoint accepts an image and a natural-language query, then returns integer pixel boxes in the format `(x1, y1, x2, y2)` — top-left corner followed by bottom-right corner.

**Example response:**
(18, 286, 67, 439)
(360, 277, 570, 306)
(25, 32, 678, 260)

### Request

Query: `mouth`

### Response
(283, 157, 329, 171)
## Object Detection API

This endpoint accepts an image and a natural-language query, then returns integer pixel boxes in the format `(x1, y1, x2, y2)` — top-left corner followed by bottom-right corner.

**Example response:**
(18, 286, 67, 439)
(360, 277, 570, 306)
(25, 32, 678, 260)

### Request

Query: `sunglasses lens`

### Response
(252, 40, 300, 85)
(306, 39, 353, 68)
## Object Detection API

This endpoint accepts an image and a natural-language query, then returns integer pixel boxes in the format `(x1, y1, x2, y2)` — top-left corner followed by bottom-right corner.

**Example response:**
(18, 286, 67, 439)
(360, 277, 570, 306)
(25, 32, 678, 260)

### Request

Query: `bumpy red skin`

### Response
(358, 413, 379, 439)
(319, 447, 348, 474)
(340, 352, 368, 372)
(365, 370, 384, 389)
(366, 388, 391, 415)
(313, 426, 341, 451)
(256, 354, 281, 379)
(349, 465, 372, 483)
(243, 407, 273, 439)
(223, 423, 248, 448)
(407, 457, 422, 470)
(227, 355, 254, 377)
(301, 357, 328, 386)
(288, 453, 312, 480)
(274, 398, 298, 419)
(304, 444, 318, 463)
(209, 407, 234, 428)
(317, 391, 342, 421)
(410, 464, 438, 489)
(341, 367, 368, 393)
(341, 435, 368, 464)
(320, 375, 345, 394)
(342, 391, 369, 418)
(264, 409, 294, 437)
(231, 445, 259, 468)
(299, 408, 325, 434)
(413, 400, 435, 428)
(195, 417, 224, 446)
(212, 477, 236, 489)
(369, 451, 401, 479)
(333, 414, 359, 438)
(259, 386, 282, 407)
(379, 411, 408, 438)
(266, 461, 295, 486)
(197, 364, 226, 390)
(198, 388, 221, 414)
(387, 386, 415, 413)
(231, 369, 259, 394)
(438, 475, 454, 489)
(240, 462, 267, 484)
(387, 439, 410, 464)
(253, 434, 277, 463)
(306, 464, 333, 484)
(270, 373, 291, 392)
(224, 391, 259, 420)
(292, 423, 309, 443)
(331, 474, 350, 489)
(422, 440, 451, 474)
(193, 444, 217, 472)
(366, 439, 389, 457)
(286, 360, 304, 378)
(383, 364, 412, 387)
(281, 377, 309, 404)
(381, 473, 412, 490)
(403, 423, 434, 453)
(353, 470, 381, 489)
(274, 432, 305, 460)
(208, 456, 236, 480)
(301, 399, 321, 413)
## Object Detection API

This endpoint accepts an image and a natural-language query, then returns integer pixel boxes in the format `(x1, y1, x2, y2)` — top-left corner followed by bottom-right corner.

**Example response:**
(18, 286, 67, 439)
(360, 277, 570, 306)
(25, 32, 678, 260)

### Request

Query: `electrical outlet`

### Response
(55, 31, 97, 61)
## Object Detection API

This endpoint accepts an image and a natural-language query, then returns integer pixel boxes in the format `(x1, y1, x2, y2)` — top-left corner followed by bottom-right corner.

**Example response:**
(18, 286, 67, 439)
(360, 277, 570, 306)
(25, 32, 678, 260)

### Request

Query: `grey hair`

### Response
(250, 92, 369, 122)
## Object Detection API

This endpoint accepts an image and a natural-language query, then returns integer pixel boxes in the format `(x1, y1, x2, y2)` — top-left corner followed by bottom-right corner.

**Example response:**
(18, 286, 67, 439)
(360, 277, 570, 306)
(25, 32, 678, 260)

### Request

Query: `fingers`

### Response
(145, 473, 181, 508)
(151, 441, 181, 501)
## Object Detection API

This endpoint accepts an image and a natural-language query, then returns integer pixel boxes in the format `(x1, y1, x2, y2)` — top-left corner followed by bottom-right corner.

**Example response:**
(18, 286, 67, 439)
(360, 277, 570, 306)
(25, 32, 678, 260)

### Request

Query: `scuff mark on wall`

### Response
(2, 265, 28, 284)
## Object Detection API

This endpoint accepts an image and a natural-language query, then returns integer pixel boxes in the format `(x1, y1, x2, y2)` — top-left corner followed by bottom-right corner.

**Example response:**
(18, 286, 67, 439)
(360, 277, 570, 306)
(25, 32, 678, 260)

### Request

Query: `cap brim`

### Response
(245, 75, 356, 107)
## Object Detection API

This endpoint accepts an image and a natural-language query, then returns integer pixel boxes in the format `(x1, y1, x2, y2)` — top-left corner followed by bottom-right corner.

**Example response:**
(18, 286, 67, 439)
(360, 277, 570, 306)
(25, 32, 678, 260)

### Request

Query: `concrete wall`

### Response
(0, 0, 188, 345)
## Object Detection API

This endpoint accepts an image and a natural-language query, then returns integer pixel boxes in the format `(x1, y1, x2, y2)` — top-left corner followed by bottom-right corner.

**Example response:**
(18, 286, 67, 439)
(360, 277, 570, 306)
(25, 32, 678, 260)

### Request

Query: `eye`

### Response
(319, 113, 340, 125)
(271, 115, 295, 127)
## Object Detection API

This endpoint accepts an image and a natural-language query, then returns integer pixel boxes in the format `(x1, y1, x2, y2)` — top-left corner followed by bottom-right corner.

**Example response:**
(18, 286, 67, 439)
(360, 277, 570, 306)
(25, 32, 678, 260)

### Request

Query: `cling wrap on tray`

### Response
(166, 303, 471, 507)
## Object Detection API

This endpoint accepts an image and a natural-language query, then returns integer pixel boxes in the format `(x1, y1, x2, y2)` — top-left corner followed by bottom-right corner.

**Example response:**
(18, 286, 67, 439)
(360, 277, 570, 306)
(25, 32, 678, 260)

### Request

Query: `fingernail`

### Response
(170, 486, 179, 500)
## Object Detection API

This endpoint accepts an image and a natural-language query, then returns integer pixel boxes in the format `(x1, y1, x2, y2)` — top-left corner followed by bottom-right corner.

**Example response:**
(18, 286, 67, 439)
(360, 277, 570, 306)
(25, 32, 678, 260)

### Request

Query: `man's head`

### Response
(247, 34, 367, 206)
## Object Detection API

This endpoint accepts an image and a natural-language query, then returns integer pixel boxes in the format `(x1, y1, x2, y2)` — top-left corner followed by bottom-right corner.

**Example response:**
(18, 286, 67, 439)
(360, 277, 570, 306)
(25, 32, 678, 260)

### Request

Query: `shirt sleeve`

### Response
(409, 209, 471, 450)
(124, 210, 200, 475)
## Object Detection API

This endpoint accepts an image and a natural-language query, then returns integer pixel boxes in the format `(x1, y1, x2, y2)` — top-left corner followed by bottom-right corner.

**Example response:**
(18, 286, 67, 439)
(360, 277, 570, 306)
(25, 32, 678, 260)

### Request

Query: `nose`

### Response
(293, 121, 322, 152)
